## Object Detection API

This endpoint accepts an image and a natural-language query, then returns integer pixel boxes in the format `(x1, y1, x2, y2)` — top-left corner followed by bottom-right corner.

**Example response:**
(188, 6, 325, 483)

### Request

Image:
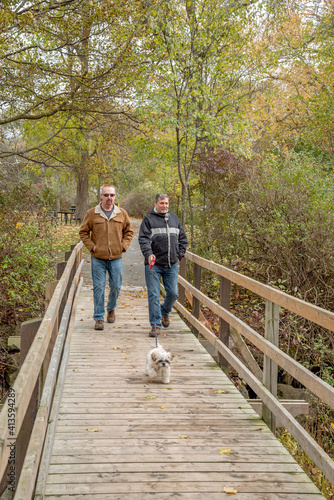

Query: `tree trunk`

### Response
(76, 163, 90, 221)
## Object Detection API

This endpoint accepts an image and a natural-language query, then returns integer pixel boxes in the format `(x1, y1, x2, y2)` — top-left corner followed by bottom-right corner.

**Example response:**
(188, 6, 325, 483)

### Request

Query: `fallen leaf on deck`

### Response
(86, 429, 102, 432)
(222, 486, 238, 494)
(146, 395, 156, 399)
(160, 405, 166, 409)
(101, 392, 108, 395)
(112, 346, 120, 349)
(167, 388, 173, 390)
(219, 448, 230, 454)
(179, 435, 190, 439)
(214, 389, 227, 394)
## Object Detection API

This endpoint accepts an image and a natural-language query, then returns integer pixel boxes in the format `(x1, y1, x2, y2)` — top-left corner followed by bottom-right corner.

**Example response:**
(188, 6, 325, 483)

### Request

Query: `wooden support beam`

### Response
(7, 337, 20, 350)
(178, 274, 334, 410)
(45, 281, 58, 309)
(248, 399, 309, 428)
(182, 288, 262, 381)
(174, 299, 334, 485)
(263, 300, 279, 432)
(192, 263, 202, 338)
(178, 257, 187, 306)
(218, 276, 231, 372)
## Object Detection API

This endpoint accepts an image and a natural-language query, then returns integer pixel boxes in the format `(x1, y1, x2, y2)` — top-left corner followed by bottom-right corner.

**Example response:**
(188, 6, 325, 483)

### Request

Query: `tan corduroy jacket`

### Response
(79, 204, 134, 260)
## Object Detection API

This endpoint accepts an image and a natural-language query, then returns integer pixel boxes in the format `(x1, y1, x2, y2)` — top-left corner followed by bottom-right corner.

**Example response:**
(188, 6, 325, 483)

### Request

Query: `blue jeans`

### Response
(91, 256, 122, 321)
(145, 262, 179, 328)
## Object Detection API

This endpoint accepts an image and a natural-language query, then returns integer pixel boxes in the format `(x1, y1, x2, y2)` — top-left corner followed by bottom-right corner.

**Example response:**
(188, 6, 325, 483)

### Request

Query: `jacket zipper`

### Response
(166, 217, 171, 267)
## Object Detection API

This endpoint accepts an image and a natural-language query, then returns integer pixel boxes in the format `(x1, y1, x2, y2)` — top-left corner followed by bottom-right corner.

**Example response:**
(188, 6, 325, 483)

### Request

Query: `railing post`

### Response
(15, 318, 43, 490)
(178, 257, 187, 306)
(263, 300, 279, 432)
(192, 263, 202, 338)
(56, 261, 66, 280)
(218, 276, 231, 373)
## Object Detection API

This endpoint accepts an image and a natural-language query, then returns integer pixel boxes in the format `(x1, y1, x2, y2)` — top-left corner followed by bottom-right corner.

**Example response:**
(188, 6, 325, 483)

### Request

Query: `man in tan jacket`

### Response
(79, 184, 134, 330)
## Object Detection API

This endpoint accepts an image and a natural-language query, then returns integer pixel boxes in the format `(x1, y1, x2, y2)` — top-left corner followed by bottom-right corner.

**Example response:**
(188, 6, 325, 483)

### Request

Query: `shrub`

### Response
(0, 170, 55, 324)
(121, 189, 155, 218)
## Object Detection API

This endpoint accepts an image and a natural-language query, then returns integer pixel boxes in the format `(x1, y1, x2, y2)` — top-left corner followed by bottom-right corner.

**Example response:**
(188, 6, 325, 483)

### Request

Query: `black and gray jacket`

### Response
(139, 209, 188, 267)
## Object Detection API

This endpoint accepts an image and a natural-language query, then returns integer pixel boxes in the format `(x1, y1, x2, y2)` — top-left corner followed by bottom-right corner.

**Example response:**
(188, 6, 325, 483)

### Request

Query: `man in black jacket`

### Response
(139, 194, 188, 337)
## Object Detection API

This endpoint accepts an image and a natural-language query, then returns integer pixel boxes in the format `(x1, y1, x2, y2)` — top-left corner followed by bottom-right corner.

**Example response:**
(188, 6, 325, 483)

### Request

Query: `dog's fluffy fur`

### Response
(146, 344, 173, 384)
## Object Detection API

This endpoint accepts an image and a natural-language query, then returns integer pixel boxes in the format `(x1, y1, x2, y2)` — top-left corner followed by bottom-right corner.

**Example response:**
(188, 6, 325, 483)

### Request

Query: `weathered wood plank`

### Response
(44, 495, 324, 500)
(185, 250, 334, 332)
(40, 286, 324, 499)
(44, 481, 322, 495)
(48, 452, 298, 465)
(47, 461, 303, 473)
(178, 275, 334, 409)
(175, 297, 334, 484)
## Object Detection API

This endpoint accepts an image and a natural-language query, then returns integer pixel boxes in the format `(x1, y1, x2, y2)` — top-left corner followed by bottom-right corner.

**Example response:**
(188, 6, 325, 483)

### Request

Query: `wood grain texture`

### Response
(40, 285, 324, 499)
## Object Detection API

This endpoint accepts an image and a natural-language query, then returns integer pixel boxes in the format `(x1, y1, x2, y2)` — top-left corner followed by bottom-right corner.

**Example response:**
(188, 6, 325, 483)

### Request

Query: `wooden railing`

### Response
(0, 242, 83, 499)
(176, 251, 334, 486)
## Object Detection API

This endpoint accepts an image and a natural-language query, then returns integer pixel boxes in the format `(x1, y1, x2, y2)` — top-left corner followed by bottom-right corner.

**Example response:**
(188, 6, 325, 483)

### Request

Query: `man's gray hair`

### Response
(155, 193, 169, 203)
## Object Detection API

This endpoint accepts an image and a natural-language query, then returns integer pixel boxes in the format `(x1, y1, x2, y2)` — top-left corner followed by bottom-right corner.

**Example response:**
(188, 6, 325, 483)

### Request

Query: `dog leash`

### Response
(154, 323, 158, 347)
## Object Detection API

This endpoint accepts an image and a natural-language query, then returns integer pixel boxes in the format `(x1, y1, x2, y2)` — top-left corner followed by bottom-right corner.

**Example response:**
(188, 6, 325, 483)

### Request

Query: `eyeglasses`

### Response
(102, 193, 116, 197)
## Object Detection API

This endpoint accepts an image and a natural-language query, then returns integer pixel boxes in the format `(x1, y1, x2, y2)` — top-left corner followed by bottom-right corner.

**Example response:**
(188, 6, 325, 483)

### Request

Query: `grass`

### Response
(51, 224, 81, 253)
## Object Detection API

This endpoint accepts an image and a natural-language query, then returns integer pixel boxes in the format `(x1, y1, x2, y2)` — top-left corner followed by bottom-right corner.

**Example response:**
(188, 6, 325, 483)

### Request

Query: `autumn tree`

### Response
(137, 0, 262, 225)
(0, 0, 150, 217)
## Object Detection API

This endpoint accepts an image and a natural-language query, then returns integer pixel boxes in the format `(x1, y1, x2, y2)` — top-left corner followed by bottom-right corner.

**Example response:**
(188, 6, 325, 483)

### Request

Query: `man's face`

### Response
(155, 197, 169, 214)
(101, 186, 116, 210)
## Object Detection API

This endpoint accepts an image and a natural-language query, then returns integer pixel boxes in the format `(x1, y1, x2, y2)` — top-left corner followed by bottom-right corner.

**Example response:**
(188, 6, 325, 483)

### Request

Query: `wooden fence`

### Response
(0, 242, 83, 499)
(176, 251, 334, 486)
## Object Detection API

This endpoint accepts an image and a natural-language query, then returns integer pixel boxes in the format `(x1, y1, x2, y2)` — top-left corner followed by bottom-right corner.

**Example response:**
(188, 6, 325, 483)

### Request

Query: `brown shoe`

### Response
(161, 315, 170, 328)
(94, 320, 104, 331)
(149, 326, 161, 337)
(107, 310, 116, 323)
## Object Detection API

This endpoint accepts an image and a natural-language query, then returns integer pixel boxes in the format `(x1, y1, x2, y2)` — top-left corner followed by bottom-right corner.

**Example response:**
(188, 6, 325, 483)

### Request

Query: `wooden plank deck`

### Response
(39, 284, 324, 499)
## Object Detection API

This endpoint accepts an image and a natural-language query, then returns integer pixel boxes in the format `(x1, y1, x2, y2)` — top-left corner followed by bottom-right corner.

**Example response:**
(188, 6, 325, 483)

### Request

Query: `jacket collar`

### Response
(94, 203, 121, 220)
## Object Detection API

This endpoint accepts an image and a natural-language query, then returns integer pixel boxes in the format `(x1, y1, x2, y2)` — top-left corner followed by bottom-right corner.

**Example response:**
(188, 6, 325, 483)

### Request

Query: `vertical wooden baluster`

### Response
(263, 300, 279, 433)
(178, 257, 187, 306)
(192, 263, 202, 338)
(218, 276, 231, 373)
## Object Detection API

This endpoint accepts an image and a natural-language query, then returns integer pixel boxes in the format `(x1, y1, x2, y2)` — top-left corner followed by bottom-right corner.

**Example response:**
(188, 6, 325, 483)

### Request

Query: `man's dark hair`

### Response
(155, 193, 169, 203)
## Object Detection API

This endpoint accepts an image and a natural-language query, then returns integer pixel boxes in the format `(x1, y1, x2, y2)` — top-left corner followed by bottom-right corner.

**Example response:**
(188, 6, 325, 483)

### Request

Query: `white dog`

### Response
(146, 344, 173, 384)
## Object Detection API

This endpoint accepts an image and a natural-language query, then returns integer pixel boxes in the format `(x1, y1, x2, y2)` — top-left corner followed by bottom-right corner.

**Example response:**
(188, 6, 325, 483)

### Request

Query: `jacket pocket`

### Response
(94, 220, 105, 231)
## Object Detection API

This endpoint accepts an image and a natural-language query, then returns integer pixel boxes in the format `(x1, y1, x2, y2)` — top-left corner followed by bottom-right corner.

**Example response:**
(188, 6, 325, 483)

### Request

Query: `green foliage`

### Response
(0, 171, 55, 323)
(195, 149, 334, 385)
(0, 216, 54, 319)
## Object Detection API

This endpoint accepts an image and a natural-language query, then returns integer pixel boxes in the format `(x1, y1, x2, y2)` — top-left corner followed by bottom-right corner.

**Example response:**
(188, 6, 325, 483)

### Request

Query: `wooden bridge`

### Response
(0, 237, 333, 499)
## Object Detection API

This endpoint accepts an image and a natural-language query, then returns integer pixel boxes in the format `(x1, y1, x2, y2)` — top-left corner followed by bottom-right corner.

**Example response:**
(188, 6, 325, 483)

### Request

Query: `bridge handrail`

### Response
(185, 250, 334, 332)
(0, 242, 83, 494)
(176, 251, 334, 485)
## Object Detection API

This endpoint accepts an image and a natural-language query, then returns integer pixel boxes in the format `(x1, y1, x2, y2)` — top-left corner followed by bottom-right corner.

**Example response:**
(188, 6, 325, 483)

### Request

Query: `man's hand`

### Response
(92, 246, 96, 253)
(148, 254, 155, 265)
